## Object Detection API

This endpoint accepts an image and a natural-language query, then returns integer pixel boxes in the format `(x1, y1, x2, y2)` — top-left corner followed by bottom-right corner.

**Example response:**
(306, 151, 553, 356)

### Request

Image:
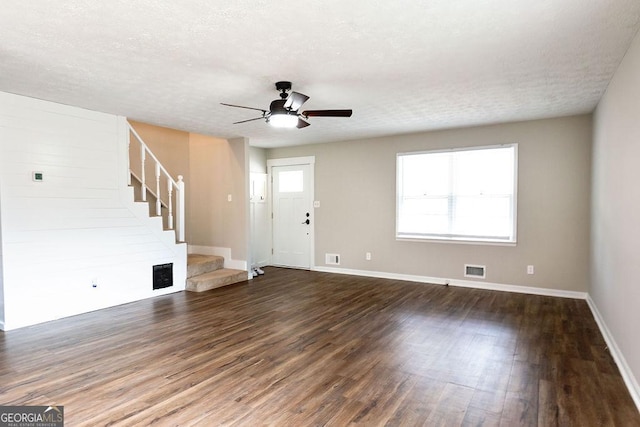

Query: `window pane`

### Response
(398, 197, 449, 235)
(455, 148, 514, 196)
(278, 170, 303, 192)
(453, 196, 512, 238)
(401, 153, 450, 197)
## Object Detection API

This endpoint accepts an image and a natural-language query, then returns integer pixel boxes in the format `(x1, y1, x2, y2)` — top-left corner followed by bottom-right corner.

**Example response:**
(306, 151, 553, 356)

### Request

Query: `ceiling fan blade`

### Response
(297, 117, 310, 129)
(284, 91, 310, 111)
(233, 116, 265, 124)
(221, 103, 267, 113)
(302, 109, 353, 118)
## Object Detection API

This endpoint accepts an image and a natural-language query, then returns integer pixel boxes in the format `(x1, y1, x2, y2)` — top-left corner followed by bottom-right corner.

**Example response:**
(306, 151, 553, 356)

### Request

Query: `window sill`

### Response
(396, 236, 517, 247)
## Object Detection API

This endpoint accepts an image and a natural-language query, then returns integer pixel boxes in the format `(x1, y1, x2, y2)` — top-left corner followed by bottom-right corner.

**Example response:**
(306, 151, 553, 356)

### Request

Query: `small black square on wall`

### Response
(153, 263, 173, 290)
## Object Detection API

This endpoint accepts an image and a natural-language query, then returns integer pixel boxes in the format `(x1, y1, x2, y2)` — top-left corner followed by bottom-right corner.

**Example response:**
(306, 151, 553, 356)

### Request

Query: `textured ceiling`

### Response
(1, 1, 639, 148)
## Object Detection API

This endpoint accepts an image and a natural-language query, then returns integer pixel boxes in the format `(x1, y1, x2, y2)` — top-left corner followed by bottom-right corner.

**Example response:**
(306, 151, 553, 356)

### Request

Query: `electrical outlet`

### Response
(527, 265, 534, 275)
(365, 252, 372, 261)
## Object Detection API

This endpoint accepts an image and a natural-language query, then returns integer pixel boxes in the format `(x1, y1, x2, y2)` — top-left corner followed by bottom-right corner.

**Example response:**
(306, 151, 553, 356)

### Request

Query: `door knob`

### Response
(302, 219, 310, 225)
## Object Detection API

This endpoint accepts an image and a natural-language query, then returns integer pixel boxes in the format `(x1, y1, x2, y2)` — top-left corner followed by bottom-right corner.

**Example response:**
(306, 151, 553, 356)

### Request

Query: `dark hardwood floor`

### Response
(1, 267, 638, 426)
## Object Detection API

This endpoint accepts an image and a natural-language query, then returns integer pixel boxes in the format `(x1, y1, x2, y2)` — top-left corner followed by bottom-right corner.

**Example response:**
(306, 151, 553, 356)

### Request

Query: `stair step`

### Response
(186, 269, 248, 292)
(187, 254, 224, 278)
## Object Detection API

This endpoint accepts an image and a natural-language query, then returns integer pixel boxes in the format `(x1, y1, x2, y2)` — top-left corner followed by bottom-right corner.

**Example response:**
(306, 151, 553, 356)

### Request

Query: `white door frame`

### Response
(267, 156, 315, 269)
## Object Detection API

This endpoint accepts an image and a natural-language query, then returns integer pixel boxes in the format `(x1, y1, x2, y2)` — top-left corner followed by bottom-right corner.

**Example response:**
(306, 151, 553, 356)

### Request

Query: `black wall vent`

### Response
(153, 263, 173, 290)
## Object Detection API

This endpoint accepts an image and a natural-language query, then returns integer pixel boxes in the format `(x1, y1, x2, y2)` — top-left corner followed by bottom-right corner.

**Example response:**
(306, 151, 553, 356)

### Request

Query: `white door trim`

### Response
(267, 156, 315, 269)
(267, 156, 316, 167)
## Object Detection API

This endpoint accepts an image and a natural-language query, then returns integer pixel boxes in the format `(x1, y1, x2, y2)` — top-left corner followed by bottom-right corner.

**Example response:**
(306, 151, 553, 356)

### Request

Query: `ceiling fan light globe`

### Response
(269, 113, 298, 128)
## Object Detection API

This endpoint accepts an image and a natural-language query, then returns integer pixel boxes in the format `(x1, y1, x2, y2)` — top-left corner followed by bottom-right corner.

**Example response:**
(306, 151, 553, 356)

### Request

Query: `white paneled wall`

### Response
(0, 92, 186, 330)
(250, 173, 270, 268)
(0, 206, 4, 327)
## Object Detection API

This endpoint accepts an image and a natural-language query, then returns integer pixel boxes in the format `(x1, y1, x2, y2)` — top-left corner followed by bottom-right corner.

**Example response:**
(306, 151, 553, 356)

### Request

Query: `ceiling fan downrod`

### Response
(275, 81, 292, 100)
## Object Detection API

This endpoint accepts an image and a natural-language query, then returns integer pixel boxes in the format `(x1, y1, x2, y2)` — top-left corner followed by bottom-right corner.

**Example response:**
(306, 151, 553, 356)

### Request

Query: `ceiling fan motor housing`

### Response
(270, 99, 293, 115)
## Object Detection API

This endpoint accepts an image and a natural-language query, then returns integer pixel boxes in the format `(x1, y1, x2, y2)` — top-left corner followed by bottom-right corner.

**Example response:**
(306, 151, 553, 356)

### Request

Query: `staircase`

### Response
(186, 254, 247, 292)
(126, 121, 248, 292)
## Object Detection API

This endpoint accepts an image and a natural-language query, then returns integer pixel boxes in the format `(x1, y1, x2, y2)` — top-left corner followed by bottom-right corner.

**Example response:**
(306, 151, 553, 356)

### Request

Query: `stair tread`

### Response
(186, 268, 247, 292)
(186, 254, 225, 278)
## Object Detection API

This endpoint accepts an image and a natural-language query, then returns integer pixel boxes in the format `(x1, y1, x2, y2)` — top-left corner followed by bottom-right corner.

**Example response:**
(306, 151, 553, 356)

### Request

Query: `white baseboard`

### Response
(586, 295, 640, 412)
(0, 320, 5, 331)
(312, 266, 588, 299)
(450, 277, 587, 299)
(188, 245, 247, 271)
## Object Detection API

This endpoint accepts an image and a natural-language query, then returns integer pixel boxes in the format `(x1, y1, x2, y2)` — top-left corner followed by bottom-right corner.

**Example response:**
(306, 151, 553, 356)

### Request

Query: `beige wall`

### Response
(250, 146, 267, 173)
(592, 30, 640, 394)
(268, 115, 592, 292)
(129, 120, 190, 179)
(188, 134, 248, 260)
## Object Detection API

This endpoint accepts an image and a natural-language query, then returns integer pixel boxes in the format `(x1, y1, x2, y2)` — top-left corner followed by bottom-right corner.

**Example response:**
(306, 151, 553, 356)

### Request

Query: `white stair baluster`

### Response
(176, 175, 185, 242)
(127, 132, 132, 186)
(155, 162, 161, 216)
(140, 146, 147, 202)
(167, 178, 174, 230)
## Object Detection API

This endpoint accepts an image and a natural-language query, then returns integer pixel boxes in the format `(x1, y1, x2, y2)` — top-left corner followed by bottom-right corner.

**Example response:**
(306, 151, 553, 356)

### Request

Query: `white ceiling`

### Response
(1, 1, 639, 148)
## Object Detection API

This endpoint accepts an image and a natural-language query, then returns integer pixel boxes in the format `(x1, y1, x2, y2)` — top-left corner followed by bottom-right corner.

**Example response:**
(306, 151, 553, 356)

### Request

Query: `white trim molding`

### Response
(267, 156, 316, 167)
(188, 245, 247, 271)
(312, 266, 588, 299)
(586, 295, 640, 412)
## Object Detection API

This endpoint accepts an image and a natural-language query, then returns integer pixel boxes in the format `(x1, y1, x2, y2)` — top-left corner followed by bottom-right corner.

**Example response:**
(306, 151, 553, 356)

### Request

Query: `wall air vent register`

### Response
(153, 263, 173, 290)
(464, 264, 486, 279)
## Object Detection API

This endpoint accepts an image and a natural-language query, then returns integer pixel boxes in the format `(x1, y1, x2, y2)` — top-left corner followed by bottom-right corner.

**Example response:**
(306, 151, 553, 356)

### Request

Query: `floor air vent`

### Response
(153, 263, 173, 290)
(464, 264, 486, 279)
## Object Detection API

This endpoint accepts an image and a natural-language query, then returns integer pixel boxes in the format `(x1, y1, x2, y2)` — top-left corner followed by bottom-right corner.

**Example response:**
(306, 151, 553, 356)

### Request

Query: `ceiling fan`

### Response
(221, 81, 352, 129)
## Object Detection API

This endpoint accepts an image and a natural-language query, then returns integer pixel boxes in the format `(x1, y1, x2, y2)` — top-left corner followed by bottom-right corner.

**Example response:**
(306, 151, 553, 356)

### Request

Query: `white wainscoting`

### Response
(0, 92, 186, 330)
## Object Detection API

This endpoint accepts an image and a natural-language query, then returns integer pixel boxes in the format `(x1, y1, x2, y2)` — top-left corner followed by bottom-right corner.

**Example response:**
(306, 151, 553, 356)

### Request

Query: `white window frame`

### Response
(396, 144, 518, 245)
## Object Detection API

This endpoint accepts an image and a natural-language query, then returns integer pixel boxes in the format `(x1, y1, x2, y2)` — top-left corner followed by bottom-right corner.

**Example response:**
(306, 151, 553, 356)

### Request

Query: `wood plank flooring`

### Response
(1, 267, 638, 426)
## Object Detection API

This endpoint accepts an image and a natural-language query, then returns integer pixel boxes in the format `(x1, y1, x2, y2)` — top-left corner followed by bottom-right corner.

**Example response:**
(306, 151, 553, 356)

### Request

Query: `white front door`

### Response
(271, 163, 313, 269)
